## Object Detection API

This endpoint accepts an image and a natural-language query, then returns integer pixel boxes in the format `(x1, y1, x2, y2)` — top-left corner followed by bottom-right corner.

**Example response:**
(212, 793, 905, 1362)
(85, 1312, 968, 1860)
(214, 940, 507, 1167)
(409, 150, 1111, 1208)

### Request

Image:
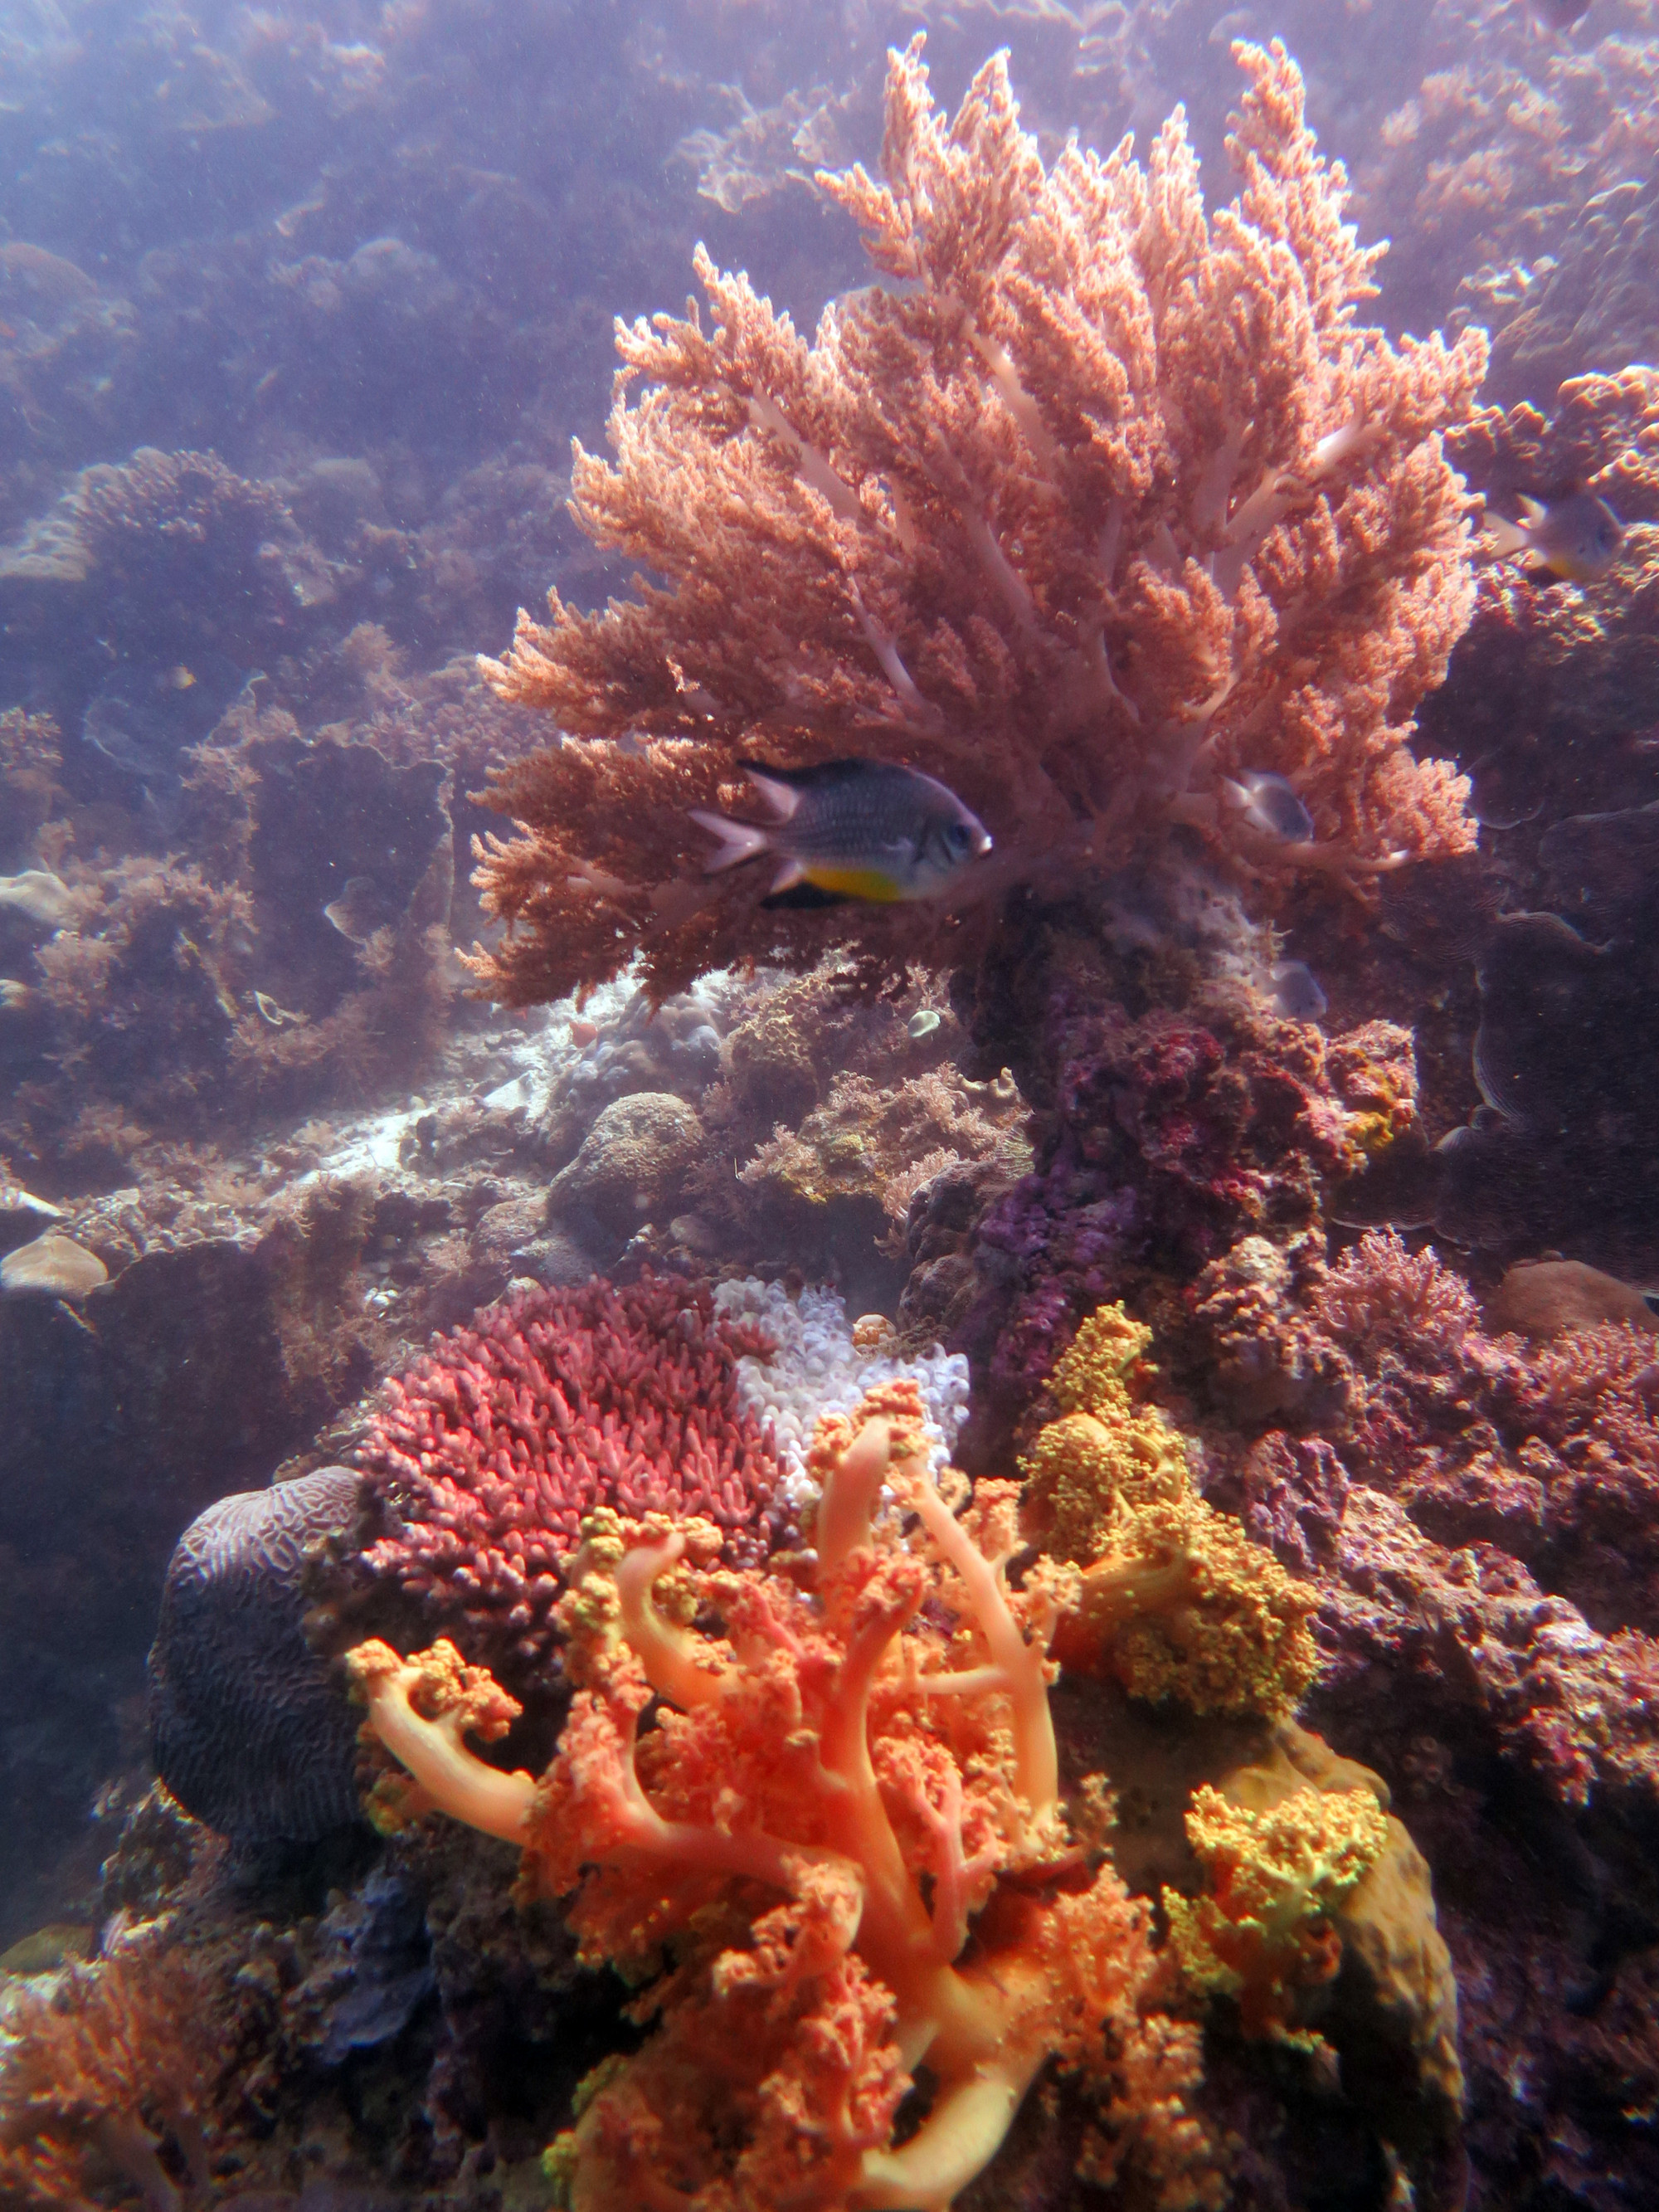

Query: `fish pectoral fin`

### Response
(690, 809, 772, 874)
(743, 768, 804, 822)
(768, 855, 807, 894)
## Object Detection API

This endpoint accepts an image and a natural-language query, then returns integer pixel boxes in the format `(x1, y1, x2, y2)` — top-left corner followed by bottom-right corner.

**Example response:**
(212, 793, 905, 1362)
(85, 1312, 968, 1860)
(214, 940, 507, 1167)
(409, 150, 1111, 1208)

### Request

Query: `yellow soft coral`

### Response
(1048, 1303, 1154, 1418)
(1163, 1783, 1389, 2049)
(1213, 1724, 1465, 2108)
(1029, 1305, 1318, 1714)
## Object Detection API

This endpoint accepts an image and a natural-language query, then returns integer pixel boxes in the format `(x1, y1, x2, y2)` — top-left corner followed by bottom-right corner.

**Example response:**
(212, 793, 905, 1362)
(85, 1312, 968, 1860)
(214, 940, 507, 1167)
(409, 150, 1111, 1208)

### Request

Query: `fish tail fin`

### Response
(1517, 493, 1550, 524)
(689, 810, 771, 874)
(1481, 509, 1532, 560)
(768, 855, 806, 895)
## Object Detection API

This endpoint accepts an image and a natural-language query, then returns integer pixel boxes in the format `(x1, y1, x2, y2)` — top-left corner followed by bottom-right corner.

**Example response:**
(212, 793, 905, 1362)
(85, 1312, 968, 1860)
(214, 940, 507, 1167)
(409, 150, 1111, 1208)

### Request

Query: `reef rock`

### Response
(546, 1090, 703, 1246)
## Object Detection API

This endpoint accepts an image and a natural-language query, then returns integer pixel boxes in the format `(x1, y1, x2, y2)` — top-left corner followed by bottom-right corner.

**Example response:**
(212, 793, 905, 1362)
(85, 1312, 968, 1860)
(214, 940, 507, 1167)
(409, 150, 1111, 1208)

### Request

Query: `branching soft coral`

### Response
(348, 1386, 1221, 2212)
(1163, 1781, 1388, 2047)
(1025, 1305, 1319, 1713)
(0, 1942, 221, 2212)
(472, 36, 1486, 1005)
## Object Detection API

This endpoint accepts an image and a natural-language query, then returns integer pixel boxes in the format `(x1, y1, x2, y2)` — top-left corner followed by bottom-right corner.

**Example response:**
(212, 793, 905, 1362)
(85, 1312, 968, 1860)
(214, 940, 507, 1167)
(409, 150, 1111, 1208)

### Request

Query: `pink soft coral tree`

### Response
(348, 1385, 1219, 2210)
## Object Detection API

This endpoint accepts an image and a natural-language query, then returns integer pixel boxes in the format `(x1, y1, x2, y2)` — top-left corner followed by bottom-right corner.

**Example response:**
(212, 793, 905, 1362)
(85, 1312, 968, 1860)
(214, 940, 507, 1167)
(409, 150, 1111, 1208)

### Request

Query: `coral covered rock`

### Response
(956, 937, 1420, 1447)
(1199, 1230, 1659, 1806)
(545, 1091, 704, 1249)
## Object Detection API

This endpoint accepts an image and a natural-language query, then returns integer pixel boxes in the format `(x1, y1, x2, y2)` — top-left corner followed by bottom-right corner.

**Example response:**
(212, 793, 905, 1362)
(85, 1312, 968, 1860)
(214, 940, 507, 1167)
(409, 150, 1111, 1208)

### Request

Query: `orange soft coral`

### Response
(349, 1386, 1220, 2211)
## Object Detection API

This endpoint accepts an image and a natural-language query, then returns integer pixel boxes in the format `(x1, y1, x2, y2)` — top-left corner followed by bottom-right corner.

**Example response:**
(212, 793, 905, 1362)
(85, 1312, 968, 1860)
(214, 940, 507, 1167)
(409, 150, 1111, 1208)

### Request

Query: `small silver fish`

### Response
(1484, 490, 1623, 582)
(1220, 770, 1316, 845)
(1269, 961, 1327, 1021)
(692, 759, 992, 909)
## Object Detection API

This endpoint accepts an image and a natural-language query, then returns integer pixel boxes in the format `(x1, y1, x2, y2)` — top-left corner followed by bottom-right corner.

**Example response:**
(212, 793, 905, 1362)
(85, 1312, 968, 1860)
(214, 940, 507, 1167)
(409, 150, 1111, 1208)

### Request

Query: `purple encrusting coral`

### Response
(956, 967, 1409, 1454)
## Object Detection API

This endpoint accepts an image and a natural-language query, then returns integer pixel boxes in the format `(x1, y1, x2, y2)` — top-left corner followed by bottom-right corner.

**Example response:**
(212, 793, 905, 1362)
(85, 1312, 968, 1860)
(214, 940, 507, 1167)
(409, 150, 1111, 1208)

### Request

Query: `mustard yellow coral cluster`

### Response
(1029, 1305, 1319, 1714)
(1164, 1782, 1389, 2047)
(1163, 1726, 1464, 2113)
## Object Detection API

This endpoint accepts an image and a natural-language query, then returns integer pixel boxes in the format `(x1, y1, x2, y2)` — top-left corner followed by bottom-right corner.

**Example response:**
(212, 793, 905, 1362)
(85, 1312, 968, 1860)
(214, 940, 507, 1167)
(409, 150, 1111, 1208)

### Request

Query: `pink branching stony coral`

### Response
(471, 36, 1486, 1005)
(348, 1385, 1222, 2211)
(356, 1274, 790, 1673)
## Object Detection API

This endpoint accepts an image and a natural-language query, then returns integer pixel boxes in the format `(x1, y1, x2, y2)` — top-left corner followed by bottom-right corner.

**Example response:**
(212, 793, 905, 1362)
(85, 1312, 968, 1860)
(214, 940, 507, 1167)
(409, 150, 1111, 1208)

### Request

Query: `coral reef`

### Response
(474, 37, 1486, 1005)
(348, 1388, 1223, 2211)
(1354, 9, 1659, 402)
(0, 704, 460, 1185)
(0, 1937, 223, 2212)
(9, 10, 1659, 2209)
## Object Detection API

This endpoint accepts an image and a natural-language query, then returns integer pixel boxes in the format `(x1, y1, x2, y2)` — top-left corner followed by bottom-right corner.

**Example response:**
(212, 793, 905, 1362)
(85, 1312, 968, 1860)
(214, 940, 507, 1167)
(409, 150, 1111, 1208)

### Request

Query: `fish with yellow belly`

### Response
(691, 758, 993, 909)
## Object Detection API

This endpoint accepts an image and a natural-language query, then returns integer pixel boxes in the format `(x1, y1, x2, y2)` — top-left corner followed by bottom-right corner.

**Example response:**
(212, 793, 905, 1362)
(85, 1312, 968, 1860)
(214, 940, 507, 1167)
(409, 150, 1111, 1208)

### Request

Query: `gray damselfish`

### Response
(691, 758, 992, 909)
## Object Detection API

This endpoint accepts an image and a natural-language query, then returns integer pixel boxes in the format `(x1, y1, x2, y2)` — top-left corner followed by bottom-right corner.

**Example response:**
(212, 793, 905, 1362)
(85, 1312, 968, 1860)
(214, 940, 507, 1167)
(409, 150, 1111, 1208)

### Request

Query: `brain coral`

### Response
(148, 1465, 364, 1847)
(356, 1274, 791, 1673)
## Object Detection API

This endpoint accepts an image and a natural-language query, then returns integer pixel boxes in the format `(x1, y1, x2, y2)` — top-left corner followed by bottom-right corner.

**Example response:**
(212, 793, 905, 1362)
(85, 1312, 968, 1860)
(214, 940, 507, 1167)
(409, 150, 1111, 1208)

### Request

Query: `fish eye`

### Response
(944, 821, 974, 854)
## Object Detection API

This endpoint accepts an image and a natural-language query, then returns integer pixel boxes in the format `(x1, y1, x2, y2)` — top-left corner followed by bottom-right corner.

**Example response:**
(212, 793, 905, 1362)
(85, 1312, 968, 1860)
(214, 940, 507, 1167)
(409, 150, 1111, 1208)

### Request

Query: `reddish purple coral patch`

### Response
(357, 1274, 786, 1668)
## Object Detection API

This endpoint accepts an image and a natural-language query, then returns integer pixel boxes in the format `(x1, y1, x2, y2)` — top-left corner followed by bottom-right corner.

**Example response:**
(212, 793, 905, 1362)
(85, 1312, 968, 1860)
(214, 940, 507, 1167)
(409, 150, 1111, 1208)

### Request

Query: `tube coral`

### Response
(472, 36, 1487, 1005)
(349, 1386, 1221, 2210)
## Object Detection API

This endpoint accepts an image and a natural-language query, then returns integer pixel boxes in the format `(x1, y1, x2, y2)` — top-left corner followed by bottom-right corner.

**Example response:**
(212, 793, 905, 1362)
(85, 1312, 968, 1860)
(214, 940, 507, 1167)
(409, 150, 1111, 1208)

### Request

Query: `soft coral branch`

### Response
(351, 1388, 1215, 2210)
